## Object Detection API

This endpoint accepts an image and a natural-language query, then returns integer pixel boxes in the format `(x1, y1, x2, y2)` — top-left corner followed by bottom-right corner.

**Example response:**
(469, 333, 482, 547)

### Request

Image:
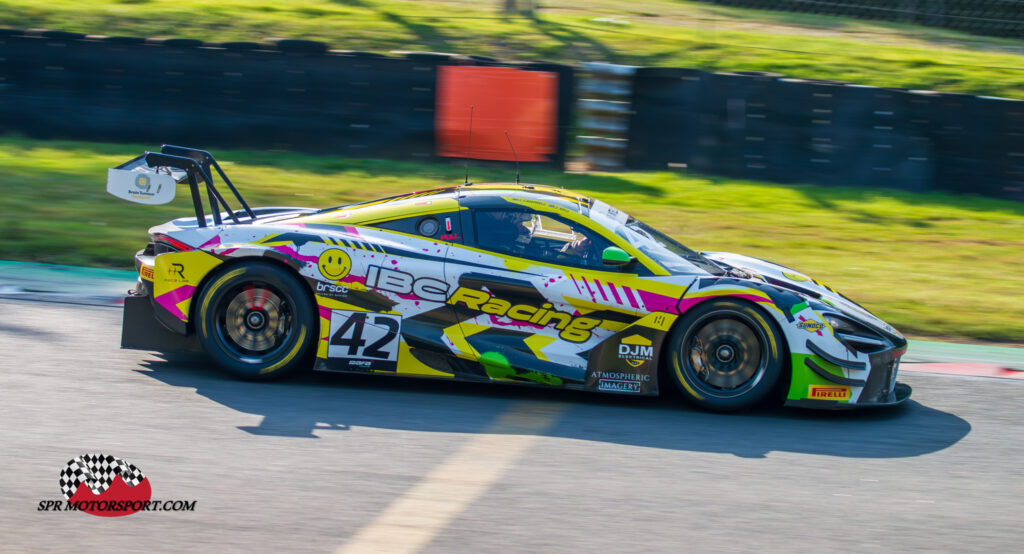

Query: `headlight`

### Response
(824, 313, 888, 354)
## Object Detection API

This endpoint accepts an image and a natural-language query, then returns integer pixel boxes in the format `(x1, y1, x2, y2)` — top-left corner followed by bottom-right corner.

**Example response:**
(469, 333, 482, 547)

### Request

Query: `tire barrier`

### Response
(578, 62, 636, 170)
(0, 30, 573, 165)
(926, 93, 1024, 200)
(701, 71, 786, 181)
(771, 78, 933, 190)
(624, 67, 707, 171)
(626, 67, 1023, 200)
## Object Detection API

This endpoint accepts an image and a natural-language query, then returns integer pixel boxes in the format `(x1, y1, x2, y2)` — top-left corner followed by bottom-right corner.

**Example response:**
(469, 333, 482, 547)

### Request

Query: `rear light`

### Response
(153, 234, 194, 254)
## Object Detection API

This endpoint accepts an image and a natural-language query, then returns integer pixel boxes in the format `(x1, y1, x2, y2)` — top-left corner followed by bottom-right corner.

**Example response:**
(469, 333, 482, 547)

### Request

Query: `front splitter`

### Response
(785, 382, 912, 410)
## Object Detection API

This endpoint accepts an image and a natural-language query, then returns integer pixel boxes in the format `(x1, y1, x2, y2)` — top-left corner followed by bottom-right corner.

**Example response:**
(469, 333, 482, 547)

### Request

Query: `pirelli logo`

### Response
(140, 266, 155, 280)
(809, 385, 850, 401)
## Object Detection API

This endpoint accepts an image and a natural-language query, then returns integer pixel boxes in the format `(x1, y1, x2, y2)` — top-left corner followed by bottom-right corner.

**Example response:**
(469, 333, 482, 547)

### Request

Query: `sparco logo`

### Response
(37, 454, 196, 517)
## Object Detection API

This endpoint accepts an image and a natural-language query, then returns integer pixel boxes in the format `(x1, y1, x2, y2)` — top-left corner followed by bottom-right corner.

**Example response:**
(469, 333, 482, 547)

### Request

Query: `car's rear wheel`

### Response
(666, 299, 784, 412)
(195, 261, 315, 380)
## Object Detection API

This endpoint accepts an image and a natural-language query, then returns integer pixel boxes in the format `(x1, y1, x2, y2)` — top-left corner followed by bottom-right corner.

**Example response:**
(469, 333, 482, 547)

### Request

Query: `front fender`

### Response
(675, 276, 887, 406)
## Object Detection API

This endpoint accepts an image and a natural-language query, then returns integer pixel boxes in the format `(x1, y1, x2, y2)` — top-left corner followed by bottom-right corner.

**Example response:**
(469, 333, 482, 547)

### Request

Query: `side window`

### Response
(370, 212, 462, 242)
(472, 209, 613, 269)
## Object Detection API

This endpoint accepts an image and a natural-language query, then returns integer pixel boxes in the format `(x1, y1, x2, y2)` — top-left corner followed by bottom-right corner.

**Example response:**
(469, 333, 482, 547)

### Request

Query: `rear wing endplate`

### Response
(107, 154, 180, 205)
(106, 145, 256, 227)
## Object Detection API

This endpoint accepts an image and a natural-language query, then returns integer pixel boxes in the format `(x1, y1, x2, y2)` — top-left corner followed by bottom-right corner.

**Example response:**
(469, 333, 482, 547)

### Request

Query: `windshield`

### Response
(588, 200, 725, 275)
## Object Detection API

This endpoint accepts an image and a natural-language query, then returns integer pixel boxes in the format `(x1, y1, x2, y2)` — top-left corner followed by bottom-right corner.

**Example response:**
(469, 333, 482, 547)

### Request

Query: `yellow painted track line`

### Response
(336, 401, 567, 554)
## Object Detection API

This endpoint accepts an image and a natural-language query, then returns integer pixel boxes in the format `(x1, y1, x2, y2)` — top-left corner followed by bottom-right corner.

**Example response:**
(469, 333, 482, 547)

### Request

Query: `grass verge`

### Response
(0, 0, 1021, 97)
(1, 137, 1022, 342)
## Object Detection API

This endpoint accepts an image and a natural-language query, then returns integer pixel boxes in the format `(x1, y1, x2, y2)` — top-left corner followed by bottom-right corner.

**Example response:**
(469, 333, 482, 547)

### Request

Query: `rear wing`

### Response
(106, 145, 256, 227)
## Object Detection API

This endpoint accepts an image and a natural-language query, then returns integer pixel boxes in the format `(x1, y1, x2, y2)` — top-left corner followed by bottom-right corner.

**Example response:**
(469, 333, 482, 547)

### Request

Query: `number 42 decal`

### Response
(327, 311, 401, 362)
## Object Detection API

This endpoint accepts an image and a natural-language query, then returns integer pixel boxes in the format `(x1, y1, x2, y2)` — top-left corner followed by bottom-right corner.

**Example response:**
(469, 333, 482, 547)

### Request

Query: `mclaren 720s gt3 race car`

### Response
(109, 146, 910, 412)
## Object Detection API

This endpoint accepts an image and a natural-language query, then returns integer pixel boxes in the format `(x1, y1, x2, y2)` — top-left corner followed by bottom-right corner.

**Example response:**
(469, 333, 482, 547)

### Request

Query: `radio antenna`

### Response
(504, 130, 520, 185)
(463, 105, 474, 186)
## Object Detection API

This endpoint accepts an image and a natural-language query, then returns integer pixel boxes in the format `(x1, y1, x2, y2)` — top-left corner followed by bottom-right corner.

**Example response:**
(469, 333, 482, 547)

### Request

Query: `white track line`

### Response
(336, 401, 566, 554)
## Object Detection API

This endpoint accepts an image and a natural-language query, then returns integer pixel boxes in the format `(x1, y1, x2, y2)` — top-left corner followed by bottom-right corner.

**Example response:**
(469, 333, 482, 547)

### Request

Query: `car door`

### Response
(319, 210, 462, 375)
(442, 204, 650, 388)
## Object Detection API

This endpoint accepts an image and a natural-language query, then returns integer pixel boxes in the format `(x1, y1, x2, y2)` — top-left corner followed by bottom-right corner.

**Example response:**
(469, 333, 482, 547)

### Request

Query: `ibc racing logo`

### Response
(617, 334, 654, 367)
(38, 454, 195, 517)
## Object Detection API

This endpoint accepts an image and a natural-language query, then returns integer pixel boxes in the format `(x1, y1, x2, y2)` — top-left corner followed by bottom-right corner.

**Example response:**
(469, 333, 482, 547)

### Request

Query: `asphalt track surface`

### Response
(3, 298, 1024, 553)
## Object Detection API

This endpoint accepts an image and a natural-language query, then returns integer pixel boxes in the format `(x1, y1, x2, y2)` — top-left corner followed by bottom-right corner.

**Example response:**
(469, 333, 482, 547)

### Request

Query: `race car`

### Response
(110, 145, 910, 411)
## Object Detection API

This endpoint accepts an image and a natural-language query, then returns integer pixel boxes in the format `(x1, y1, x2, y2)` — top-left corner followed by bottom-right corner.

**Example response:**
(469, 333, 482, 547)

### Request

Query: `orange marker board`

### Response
(435, 66, 558, 162)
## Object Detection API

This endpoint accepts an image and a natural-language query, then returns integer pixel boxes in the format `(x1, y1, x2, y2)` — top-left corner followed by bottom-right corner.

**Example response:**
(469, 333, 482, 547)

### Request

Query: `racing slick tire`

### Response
(195, 261, 315, 380)
(666, 299, 784, 412)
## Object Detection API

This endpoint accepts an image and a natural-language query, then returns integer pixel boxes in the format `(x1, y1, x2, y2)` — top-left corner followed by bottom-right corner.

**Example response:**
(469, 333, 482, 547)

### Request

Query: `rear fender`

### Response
(150, 250, 224, 333)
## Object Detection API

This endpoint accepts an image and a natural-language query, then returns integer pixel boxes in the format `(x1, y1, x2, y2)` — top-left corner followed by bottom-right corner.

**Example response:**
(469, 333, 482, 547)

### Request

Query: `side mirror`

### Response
(601, 246, 634, 267)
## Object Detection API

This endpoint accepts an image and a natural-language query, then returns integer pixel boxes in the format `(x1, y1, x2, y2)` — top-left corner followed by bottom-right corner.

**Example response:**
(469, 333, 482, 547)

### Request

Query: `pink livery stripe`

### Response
(607, 282, 623, 305)
(622, 285, 641, 309)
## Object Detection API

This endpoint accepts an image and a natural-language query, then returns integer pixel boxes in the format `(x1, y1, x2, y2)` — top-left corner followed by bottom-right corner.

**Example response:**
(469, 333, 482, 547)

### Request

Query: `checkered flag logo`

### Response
(59, 454, 146, 500)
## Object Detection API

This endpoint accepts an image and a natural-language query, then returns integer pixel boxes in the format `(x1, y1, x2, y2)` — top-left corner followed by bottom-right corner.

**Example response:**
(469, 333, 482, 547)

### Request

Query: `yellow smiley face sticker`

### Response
(317, 249, 351, 281)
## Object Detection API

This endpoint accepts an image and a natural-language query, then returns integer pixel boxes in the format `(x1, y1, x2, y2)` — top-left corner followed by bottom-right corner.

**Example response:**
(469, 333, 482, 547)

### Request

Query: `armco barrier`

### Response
(0, 30, 573, 165)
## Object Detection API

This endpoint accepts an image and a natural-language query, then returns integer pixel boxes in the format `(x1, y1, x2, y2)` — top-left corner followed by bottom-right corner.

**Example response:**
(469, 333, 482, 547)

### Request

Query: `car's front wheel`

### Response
(666, 299, 784, 412)
(195, 261, 315, 380)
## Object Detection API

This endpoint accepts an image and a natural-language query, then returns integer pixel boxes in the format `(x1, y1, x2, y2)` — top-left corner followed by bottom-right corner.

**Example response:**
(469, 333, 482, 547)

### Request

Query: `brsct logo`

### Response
(38, 454, 195, 517)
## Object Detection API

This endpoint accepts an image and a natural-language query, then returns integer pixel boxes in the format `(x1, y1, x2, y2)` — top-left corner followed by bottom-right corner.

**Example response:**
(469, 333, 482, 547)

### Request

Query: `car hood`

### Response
(702, 251, 903, 341)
